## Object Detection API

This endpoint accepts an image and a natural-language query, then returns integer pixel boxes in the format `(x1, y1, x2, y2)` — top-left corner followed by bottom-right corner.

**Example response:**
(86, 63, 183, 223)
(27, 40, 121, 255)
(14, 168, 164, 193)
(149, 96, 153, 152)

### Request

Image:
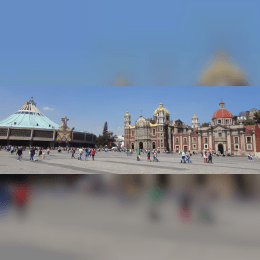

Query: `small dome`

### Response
(125, 111, 130, 116)
(154, 103, 169, 115)
(212, 101, 234, 119)
(199, 51, 248, 86)
(192, 114, 198, 119)
(212, 109, 234, 119)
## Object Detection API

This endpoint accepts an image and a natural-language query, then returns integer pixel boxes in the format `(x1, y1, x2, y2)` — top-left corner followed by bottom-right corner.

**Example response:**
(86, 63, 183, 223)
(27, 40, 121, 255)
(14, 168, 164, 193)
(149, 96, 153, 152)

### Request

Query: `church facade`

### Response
(124, 102, 260, 156)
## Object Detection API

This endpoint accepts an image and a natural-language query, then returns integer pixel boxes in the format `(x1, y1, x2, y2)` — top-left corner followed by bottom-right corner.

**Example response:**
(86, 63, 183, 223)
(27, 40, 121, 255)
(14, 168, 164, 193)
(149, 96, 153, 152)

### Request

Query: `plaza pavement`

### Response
(0, 184, 260, 260)
(0, 150, 259, 174)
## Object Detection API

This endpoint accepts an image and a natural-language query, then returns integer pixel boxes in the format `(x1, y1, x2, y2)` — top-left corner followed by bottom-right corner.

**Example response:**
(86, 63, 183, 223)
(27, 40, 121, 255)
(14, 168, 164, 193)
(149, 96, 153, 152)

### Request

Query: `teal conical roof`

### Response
(0, 98, 59, 129)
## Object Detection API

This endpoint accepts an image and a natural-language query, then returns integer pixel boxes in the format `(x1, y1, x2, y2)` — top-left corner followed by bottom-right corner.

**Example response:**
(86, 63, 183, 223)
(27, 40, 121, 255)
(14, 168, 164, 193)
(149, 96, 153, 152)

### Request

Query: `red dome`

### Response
(212, 109, 234, 119)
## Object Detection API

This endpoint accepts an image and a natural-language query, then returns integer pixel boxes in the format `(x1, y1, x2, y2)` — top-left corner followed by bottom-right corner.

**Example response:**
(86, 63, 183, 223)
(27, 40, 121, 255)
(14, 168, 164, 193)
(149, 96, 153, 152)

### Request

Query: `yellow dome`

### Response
(125, 111, 129, 116)
(154, 108, 170, 115)
(192, 114, 197, 119)
(199, 52, 247, 86)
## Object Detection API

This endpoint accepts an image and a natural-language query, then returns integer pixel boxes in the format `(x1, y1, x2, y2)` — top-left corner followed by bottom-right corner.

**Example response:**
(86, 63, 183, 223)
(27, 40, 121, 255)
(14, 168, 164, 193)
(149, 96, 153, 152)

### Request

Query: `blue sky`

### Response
(0, 0, 259, 86)
(0, 0, 259, 135)
(0, 86, 259, 136)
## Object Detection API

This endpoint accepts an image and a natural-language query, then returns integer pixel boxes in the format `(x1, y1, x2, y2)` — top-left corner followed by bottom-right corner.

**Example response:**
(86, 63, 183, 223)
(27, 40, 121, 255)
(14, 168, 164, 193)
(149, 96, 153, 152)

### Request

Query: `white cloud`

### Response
(43, 107, 54, 111)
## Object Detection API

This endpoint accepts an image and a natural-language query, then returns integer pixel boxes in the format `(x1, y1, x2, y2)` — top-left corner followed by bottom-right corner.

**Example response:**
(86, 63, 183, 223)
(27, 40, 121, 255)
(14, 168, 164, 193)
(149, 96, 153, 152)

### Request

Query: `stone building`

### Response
(124, 102, 190, 152)
(246, 108, 259, 120)
(192, 114, 200, 129)
(124, 101, 260, 156)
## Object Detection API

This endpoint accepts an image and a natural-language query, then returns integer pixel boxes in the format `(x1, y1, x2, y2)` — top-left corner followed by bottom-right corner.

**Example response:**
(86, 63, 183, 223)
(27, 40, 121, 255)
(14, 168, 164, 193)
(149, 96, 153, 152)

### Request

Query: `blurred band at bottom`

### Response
(0, 174, 259, 260)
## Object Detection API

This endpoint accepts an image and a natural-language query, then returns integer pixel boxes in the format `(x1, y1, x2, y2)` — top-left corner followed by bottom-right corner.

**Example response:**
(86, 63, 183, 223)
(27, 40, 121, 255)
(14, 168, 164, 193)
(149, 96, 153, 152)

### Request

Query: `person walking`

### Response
(186, 151, 191, 163)
(208, 152, 213, 164)
(47, 147, 50, 155)
(78, 147, 83, 160)
(30, 147, 35, 161)
(181, 151, 186, 163)
(204, 151, 207, 163)
(17, 147, 23, 161)
(71, 148, 76, 159)
(147, 150, 151, 162)
(42, 148, 45, 160)
(39, 147, 42, 157)
(84, 148, 88, 161)
(137, 149, 141, 161)
(92, 149, 96, 161)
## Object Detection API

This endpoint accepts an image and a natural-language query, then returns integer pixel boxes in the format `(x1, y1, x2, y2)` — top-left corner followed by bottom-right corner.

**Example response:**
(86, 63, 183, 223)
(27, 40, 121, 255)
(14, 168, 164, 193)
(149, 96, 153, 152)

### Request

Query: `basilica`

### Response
(124, 102, 260, 156)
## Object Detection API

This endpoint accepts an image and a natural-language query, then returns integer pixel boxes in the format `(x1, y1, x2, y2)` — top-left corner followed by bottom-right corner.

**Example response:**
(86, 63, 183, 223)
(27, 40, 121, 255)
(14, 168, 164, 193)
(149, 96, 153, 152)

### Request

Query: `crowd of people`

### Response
(0, 145, 257, 164)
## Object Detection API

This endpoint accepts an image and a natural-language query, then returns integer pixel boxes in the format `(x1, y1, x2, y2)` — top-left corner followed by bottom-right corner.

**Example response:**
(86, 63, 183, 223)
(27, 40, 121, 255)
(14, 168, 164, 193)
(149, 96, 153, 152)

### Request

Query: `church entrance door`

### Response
(139, 142, 143, 150)
(152, 142, 156, 150)
(218, 144, 224, 154)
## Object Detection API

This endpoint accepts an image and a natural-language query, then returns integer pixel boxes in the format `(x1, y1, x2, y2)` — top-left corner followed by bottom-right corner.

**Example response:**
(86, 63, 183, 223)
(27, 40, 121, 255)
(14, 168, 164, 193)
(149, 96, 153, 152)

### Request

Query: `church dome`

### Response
(192, 114, 198, 119)
(153, 103, 169, 115)
(212, 102, 234, 119)
(199, 51, 248, 86)
(0, 97, 59, 129)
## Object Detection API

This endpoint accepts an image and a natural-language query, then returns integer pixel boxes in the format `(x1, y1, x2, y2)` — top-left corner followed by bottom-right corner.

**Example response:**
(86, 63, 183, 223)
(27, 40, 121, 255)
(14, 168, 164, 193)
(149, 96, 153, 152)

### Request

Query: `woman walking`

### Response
(92, 149, 96, 161)
(147, 150, 151, 162)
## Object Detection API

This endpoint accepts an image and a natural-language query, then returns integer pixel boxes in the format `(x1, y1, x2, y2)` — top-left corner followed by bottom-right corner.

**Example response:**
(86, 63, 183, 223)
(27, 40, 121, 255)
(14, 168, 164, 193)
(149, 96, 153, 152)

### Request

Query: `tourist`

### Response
(137, 149, 140, 161)
(17, 147, 23, 161)
(78, 147, 83, 160)
(208, 152, 213, 163)
(39, 147, 42, 157)
(47, 147, 50, 155)
(147, 150, 151, 162)
(84, 148, 88, 161)
(186, 151, 191, 163)
(42, 148, 45, 160)
(30, 147, 35, 161)
(92, 149, 96, 161)
(204, 151, 207, 163)
(181, 151, 186, 163)
(71, 148, 76, 159)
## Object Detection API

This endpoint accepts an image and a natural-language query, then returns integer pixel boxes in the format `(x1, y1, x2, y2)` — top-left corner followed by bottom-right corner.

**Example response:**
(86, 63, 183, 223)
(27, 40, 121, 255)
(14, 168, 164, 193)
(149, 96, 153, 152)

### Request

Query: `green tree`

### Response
(96, 122, 116, 148)
(243, 119, 255, 126)
(201, 123, 210, 127)
(253, 112, 260, 124)
(103, 122, 108, 137)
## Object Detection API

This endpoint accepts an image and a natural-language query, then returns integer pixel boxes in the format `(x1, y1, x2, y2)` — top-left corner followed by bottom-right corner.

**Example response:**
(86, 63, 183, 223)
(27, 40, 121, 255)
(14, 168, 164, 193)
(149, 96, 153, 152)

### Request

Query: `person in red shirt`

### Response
(92, 149, 96, 161)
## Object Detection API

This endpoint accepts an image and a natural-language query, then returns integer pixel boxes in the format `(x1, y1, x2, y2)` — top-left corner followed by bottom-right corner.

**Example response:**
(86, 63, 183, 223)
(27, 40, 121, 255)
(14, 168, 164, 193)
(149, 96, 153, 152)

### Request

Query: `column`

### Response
(30, 129, 34, 147)
(7, 128, 10, 145)
(253, 132, 256, 155)
(241, 133, 245, 155)
(180, 134, 182, 151)
(209, 132, 212, 150)
(227, 131, 231, 154)
(188, 134, 191, 151)
(6, 127, 10, 139)
(198, 133, 202, 153)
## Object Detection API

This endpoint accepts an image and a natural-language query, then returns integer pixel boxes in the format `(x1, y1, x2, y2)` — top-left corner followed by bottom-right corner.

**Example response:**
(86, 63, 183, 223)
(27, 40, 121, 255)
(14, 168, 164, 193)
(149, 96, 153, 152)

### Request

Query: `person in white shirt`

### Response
(181, 151, 186, 163)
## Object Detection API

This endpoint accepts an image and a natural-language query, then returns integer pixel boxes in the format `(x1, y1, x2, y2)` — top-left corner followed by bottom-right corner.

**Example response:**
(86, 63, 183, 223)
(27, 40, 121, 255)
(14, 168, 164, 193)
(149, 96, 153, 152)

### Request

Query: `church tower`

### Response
(124, 111, 131, 129)
(192, 114, 200, 128)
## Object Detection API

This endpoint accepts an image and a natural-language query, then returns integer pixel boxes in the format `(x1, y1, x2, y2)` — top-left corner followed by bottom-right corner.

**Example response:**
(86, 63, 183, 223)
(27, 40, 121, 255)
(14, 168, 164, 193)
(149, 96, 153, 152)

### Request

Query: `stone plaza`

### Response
(1, 150, 259, 174)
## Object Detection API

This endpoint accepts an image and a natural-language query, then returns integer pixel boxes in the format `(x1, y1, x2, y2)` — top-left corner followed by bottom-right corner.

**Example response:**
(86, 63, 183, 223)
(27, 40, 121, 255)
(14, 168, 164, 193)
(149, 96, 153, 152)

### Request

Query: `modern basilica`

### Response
(124, 102, 260, 156)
